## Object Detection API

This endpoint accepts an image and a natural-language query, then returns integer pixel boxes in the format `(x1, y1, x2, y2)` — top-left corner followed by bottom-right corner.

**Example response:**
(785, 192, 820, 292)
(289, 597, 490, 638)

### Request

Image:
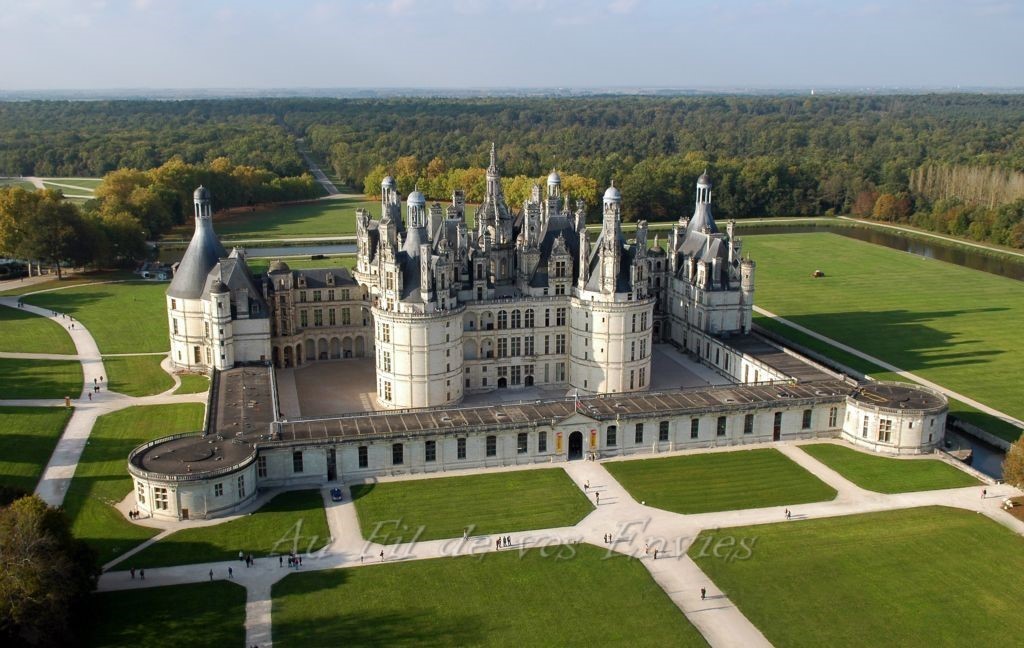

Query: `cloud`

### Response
(608, 0, 638, 14)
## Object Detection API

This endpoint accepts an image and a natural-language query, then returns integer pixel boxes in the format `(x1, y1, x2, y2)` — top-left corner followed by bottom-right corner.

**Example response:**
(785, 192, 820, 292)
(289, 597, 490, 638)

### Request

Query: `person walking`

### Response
(584, 480, 590, 492)
(279, 556, 283, 568)
(130, 567, 135, 580)
(982, 489, 987, 499)
(209, 569, 214, 581)
(228, 567, 233, 579)
(379, 550, 385, 562)
(139, 569, 145, 580)
(653, 549, 658, 560)
(700, 587, 706, 600)
(239, 550, 244, 561)
(496, 538, 501, 550)
(595, 492, 600, 505)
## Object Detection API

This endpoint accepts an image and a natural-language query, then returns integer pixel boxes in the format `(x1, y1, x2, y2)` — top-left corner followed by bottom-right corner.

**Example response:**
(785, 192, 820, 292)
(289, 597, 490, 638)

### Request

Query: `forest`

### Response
(1, 94, 1024, 249)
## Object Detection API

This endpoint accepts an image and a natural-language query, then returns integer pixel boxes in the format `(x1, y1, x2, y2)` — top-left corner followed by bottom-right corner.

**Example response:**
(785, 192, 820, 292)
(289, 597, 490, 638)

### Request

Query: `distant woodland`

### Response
(1, 95, 1024, 252)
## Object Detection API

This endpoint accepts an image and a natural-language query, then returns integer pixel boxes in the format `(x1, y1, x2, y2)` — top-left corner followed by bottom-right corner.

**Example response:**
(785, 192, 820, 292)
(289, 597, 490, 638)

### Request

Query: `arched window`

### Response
(497, 310, 508, 329)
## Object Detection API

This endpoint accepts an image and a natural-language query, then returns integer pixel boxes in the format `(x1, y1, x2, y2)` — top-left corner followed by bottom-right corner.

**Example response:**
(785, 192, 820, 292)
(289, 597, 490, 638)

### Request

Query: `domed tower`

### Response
(546, 169, 561, 199)
(570, 182, 655, 395)
(166, 186, 226, 371)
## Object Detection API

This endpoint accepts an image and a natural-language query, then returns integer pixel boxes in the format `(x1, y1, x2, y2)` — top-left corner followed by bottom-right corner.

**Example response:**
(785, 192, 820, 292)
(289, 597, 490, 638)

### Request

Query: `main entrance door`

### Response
(568, 431, 583, 460)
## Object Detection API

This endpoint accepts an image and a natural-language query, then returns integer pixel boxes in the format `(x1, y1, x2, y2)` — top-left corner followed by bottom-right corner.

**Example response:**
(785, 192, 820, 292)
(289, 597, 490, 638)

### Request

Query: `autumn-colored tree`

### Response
(1002, 434, 1024, 489)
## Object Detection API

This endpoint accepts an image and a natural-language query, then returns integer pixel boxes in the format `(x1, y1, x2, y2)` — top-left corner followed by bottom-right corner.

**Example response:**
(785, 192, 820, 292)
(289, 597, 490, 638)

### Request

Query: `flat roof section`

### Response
(851, 382, 946, 412)
(727, 334, 835, 383)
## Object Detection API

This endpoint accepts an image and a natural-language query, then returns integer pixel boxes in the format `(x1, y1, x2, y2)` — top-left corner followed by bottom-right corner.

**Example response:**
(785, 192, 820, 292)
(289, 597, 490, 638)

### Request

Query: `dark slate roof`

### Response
(167, 216, 227, 299)
(290, 267, 358, 288)
(529, 214, 579, 288)
(203, 253, 269, 317)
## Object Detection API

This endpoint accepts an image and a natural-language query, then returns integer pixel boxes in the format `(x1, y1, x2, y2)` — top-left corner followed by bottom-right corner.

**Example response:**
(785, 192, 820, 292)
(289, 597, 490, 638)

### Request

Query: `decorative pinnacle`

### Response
(489, 142, 497, 170)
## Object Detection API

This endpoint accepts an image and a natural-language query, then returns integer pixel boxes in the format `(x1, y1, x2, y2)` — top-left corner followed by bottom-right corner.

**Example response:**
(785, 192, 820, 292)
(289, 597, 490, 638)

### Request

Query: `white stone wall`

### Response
(372, 308, 464, 408)
(168, 295, 208, 371)
(569, 294, 654, 394)
(133, 462, 258, 521)
(841, 396, 946, 455)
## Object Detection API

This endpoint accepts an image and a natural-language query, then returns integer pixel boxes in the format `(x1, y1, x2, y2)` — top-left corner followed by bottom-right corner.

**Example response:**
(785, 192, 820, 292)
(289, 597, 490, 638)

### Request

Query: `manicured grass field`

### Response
(605, 449, 837, 514)
(272, 544, 706, 647)
(798, 443, 979, 493)
(125, 489, 330, 570)
(690, 506, 1024, 647)
(23, 281, 169, 353)
(87, 581, 246, 648)
(744, 232, 1024, 433)
(245, 254, 357, 275)
(0, 177, 36, 191)
(103, 354, 174, 396)
(182, 196, 378, 239)
(174, 372, 210, 395)
(0, 406, 71, 492)
(0, 304, 76, 354)
(63, 404, 204, 561)
(40, 177, 101, 191)
(350, 468, 593, 543)
(0, 357, 82, 399)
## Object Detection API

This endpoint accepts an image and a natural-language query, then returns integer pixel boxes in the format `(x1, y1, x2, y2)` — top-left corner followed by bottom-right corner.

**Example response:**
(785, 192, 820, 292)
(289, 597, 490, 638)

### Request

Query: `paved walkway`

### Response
(90, 438, 1023, 648)
(754, 304, 1024, 430)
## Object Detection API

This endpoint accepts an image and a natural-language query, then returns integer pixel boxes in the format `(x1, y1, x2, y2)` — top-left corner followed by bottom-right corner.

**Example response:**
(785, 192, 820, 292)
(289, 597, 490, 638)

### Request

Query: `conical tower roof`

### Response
(167, 203, 227, 299)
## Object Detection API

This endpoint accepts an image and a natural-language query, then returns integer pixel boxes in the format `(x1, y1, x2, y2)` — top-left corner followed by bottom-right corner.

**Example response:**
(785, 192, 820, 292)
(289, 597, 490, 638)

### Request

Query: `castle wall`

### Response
(568, 294, 655, 393)
(372, 307, 464, 408)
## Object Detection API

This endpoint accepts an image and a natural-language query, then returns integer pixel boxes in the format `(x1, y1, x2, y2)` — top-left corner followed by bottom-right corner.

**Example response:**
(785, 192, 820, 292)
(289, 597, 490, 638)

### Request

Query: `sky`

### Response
(0, 0, 1021, 90)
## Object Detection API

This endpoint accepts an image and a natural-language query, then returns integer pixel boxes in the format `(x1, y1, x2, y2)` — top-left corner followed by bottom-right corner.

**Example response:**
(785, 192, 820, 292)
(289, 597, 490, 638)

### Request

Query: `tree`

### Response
(1002, 435, 1024, 489)
(0, 188, 96, 278)
(0, 496, 99, 647)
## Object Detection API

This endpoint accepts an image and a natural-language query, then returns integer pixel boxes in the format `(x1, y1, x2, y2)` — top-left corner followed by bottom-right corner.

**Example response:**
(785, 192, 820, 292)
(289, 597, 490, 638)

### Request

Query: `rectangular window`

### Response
(153, 487, 168, 510)
(214, 483, 223, 497)
(517, 433, 528, 454)
(659, 420, 669, 442)
(457, 438, 467, 460)
(498, 338, 508, 358)
(392, 443, 404, 465)
(342, 308, 351, 325)
(381, 351, 392, 372)
(172, 318, 179, 335)
(293, 450, 304, 473)
(556, 307, 566, 326)
(607, 425, 617, 447)
(312, 290, 322, 302)
(717, 416, 727, 437)
(538, 431, 547, 453)
(170, 299, 177, 310)
(383, 381, 392, 401)
(425, 440, 437, 462)
(314, 309, 323, 326)
(511, 337, 521, 356)
(358, 446, 368, 468)
(802, 409, 812, 429)
(774, 412, 783, 436)
(380, 323, 390, 342)
(555, 334, 566, 354)
(828, 407, 838, 427)
(690, 418, 699, 439)
(862, 415, 870, 438)
(257, 455, 267, 478)
(328, 289, 335, 301)
(300, 310, 308, 327)
(525, 336, 534, 356)
(878, 418, 893, 443)
(136, 481, 146, 504)
(744, 414, 754, 435)
(237, 475, 246, 499)
(544, 336, 550, 354)
(635, 423, 644, 444)
(639, 367, 646, 388)
(486, 435, 497, 457)
(329, 309, 336, 326)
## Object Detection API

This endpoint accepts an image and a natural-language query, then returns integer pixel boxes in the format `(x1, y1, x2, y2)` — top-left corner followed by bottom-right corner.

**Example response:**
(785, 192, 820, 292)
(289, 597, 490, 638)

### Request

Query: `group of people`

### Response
(127, 509, 142, 520)
(239, 551, 256, 567)
(495, 535, 513, 549)
(128, 567, 145, 580)
(280, 552, 302, 568)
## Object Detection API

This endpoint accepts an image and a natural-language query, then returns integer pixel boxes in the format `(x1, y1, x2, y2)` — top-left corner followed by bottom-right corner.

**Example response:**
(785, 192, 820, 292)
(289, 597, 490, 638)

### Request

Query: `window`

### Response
(606, 425, 617, 447)
(659, 420, 670, 442)
(525, 309, 534, 327)
(802, 409, 812, 429)
(381, 351, 392, 372)
(498, 339, 508, 358)
(237, 475, 246, 499)
(300, 310, 308, 327)
(425, 440, 437, 462)
(517, 433, 528, 454)
(299, 291, 307, 303)
(511, 337, 521, 356)
(717, 416, 727, 437)
(214, 483, 223, 497)
(172, 318, 179, 335)
(154, 487, 168, 510)
(342, 308, 351, 325)
(136, 481, 146, 505)
(383, 381, 392, 401)
(312, 290, 322, 302)
(744, 414, 754, 435)
(380, 323, 390, 342)
(556, 308, 567, 326)
(328, 289, 335, 301)
(392, 443, 404, 465)
(828, 407, 838, 427)
(690, 418, 699, 439)
(555, 334, 566, 354)
(635, 423, 644, 444)
(862, 415, 870, 438)
(525, 336, 534, 356)
(878, 418, 893, 443)
(632, 313, 637, 332)
(639, 367, 646, 388)
(498, 310, 508, 329)
(329, 309, 336, 326)
(538, 431, 547, 453)
(511, 310, 521, 328)
(257, 455, 267, 478)
(358, 446, 368, 468)
(314, 309, 323, 326)
(773, 412, 783, 436)
(293, 450, 304, 473)
(486, 435, 497, 457)
(170, 298, 177, 310)
(457, 438, 467, 460)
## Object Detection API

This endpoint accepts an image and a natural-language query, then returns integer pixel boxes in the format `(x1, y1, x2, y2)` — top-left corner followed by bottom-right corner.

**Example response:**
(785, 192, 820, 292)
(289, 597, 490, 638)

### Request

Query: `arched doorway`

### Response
(318, 338, 328, 360)
(355, 336, 366, 357)
(524, 375, 534, 387)
(272, 347, 281, 368)
(283, 346, 293, 368)
(568, 431, 583, 460)
(330, 338, 341, 359)
(295, 344, 303, 366)
(498, 377, 508, 389)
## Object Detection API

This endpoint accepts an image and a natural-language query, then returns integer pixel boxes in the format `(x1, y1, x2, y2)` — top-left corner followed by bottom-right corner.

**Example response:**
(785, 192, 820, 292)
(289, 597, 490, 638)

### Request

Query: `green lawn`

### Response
(0, 406, 71, 492)
(691, 506, 1024, 647)
(753, 310, 1024, 442)
(245, 254, 357, 275)
(174, 372, 210, 395)
(0, 358, 82, 399)
(350, 468, 593, 544)
(799, 443, 979, 493)
(63, 404, 204, 561)
(40, 177, 101, 191)
(0, 304, 76, 354)
(272, 544, 706, 647)
(23, 281, 169, 353)
(103, 354, 174, 396)
(125, 489, 330, 570)
(0, 178, 36, 191)
(605, 449, 837, 514)
(87, 581, 246, 648)
(168, 195, 378, 239)
(744, 232, 1024, 435)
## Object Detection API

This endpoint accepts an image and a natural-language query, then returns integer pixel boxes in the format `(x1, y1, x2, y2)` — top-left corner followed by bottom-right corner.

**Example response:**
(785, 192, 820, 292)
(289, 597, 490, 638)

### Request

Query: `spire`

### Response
(488, 142, 498, 175)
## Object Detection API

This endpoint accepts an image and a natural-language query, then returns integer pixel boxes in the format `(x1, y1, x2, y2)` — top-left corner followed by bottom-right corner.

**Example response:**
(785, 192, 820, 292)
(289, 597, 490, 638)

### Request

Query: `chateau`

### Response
(133, 148, 948, 521)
